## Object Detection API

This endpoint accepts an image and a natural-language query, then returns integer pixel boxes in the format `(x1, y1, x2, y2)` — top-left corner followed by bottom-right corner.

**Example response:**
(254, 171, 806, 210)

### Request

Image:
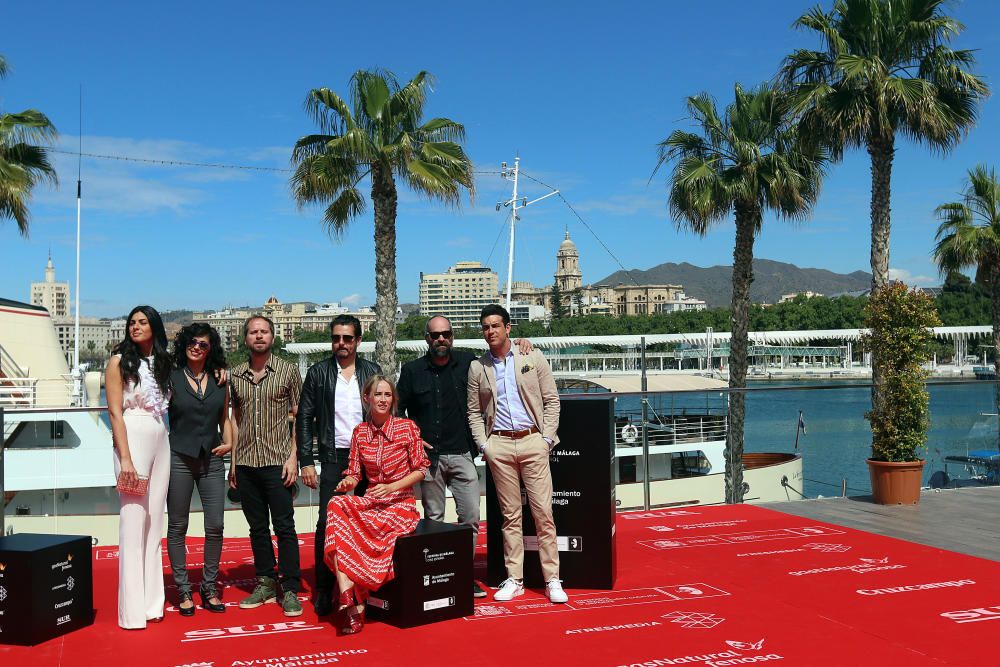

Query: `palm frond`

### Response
(417, 117, 466, 143)
(320, 187, 367, 239)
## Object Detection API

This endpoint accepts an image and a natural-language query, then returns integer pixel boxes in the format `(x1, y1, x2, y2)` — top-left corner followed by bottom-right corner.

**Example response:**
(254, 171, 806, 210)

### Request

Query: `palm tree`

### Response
(654, 83, 825, 503)
(0, 54, 58, 236)
(291, 69, 474, 375)
(782, 0, 988, 292)
(933, 165, 1000, 423)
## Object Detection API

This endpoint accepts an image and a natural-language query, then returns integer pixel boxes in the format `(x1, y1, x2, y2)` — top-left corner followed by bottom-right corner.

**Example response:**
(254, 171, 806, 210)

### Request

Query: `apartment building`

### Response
(419, 261, 500, 328)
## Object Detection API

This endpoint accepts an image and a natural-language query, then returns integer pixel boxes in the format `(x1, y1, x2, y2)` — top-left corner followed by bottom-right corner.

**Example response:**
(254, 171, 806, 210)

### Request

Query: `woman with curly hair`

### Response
(106, 305, 173, 629)
(166, 322, 232, 616)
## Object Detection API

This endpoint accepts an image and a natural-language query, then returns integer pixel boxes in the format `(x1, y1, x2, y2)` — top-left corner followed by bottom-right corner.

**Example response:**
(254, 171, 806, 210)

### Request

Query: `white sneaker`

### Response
(494, 578, 524, 601)
(546, 579, 569, 604)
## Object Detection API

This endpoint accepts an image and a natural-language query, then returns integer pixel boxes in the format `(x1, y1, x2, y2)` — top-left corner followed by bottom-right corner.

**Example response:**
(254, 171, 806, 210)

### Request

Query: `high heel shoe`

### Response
(337, 588, 365, 635)
(178, 591, 195, 617)
(199, 584, 226, 614)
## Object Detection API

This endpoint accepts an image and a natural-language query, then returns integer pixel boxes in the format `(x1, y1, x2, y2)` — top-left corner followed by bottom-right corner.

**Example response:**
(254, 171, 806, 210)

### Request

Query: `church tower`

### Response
(554, 229, 582, 293)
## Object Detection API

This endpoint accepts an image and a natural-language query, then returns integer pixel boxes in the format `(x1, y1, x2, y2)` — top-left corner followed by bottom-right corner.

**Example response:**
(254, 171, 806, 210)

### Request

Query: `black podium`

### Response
(0, 533, 93, 645)
(366, 519, 473, 628)
(486, 395, 617, 589)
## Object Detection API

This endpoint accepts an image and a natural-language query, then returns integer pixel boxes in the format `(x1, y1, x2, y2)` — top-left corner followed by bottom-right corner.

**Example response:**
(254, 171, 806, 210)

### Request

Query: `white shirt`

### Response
(334, 365, 363, 449)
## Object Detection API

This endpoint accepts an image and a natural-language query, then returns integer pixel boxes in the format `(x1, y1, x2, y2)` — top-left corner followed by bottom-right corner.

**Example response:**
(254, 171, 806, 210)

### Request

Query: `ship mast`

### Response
(71, 88, 83, 405)
(497, 157, 559, 310)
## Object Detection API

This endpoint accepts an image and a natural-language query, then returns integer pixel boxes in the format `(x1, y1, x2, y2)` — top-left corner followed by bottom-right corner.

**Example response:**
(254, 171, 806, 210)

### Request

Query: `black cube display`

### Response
(486, 395, 617, 589)
(366, 519, 473, 628)
(0, 533, 93, 645)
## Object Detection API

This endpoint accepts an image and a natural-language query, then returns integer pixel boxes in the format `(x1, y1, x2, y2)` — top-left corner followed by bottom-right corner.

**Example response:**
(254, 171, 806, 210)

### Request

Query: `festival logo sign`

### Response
(181, 621, 324, 642)
(857, 579, 975, 596)
(940, 603, 1000, 624)
(788, 556, 905, 577)
(662, 610, 726, 629)
(615, 639, 783, 667)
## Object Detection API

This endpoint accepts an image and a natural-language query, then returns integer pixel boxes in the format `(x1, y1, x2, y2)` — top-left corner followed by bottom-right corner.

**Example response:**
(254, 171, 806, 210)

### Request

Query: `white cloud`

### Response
(572, 193, 667, 218)
(888, 267, 938, 286)
(341, 293, 364, 307)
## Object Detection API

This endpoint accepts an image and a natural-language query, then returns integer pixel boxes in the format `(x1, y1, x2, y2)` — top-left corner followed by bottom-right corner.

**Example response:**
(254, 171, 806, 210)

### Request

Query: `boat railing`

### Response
(0, 343, 28, 380)
(0, 378, 39, 407)
(0, 377, 82, 408)
(612, 410, 727, 449)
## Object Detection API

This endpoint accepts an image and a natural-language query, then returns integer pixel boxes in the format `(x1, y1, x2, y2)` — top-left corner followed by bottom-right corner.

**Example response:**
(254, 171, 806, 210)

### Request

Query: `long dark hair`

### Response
(113, 305, 171, 393)
(173, 323, 227, 376)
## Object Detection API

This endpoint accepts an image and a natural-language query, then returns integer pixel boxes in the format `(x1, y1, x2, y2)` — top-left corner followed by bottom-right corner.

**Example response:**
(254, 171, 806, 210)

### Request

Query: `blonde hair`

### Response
(362, 374, 398, 418)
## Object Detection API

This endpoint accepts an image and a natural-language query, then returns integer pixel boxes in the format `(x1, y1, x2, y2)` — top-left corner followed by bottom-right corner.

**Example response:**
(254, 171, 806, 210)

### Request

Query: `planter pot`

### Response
(866, 459, 925, 505)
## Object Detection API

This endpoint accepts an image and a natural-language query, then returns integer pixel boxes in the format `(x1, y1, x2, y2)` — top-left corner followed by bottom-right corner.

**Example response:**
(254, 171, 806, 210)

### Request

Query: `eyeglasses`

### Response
(427, 330, 453, 340)
(331, 334, 356, 343)
(187, 341, 210, 351)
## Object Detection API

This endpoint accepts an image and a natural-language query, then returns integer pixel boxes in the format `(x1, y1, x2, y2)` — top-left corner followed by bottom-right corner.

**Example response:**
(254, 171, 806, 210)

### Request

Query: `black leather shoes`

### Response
(178, 591, 196, 617)
(313, 588, 334, 617)
(199, 585, 226, 613)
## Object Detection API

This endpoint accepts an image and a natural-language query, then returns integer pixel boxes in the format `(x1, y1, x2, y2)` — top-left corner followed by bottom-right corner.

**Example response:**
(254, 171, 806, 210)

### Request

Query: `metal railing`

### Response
(0, 344, 28, 379)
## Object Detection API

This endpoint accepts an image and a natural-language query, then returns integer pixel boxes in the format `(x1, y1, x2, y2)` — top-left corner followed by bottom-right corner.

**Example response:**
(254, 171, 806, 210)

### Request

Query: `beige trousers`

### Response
(484, 432, 559, 581)
(115, 413, 171, 629)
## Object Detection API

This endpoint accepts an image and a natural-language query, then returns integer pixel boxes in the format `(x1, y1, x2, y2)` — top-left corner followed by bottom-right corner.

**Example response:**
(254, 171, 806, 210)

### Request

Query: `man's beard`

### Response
(431, 344, 450, 358)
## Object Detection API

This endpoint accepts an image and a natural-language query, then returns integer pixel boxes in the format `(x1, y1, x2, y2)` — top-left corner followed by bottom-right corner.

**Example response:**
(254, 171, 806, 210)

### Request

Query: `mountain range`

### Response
(595, 259, 873, 308)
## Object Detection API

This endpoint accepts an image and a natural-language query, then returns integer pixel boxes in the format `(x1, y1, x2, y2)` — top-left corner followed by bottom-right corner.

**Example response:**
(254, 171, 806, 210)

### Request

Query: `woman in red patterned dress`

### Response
(323, 374, 430, 634)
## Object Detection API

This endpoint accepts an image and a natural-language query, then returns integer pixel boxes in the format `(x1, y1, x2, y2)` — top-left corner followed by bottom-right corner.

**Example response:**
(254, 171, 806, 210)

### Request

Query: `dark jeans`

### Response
(166, 450, 226, 595)
(313, 455, 367, 601)
(236, 464, 300, 593)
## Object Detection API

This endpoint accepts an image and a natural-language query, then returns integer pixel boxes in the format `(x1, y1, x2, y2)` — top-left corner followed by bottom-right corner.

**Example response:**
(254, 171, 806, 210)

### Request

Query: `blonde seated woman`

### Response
(323, 374, 430, 635)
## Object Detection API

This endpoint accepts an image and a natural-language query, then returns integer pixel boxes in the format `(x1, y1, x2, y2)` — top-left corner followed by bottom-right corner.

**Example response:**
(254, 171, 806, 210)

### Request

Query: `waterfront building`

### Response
(419, 261, 500, 328)
(30, 254, 70, 318)
(779, 290, 824, 303)
(509, 303, 548, 324)
(193, 297, 390, 351)
(52, 317, 115, 363)
(501, 231, 708, 317)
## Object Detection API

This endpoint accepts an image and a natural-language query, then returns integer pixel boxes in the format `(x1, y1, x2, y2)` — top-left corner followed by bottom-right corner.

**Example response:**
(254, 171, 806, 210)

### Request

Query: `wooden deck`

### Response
(763, 485, 1000, 562)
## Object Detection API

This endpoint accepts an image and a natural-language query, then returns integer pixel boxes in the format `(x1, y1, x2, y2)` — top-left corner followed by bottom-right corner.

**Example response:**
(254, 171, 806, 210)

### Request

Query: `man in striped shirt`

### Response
(228, 315, 304, 617)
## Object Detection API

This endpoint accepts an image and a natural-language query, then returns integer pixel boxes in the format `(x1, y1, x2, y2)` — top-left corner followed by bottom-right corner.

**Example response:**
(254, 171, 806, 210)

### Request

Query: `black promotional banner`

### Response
(486, 395, 617, 589)
(0, 534, 93, 645)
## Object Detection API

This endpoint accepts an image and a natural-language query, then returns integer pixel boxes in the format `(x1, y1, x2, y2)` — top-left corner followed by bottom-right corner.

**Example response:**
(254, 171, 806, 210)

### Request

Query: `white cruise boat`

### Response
(2, 306, 801, 546)
(555, 374, 803, 508)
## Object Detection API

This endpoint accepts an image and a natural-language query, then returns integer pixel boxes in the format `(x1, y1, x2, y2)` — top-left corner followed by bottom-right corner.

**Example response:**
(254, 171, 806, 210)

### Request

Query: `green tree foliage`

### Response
(549, 284, 568, 320)
(863, 284, 940, 462)
(290, 69, 474, 378)
(0, 54, 57, 236)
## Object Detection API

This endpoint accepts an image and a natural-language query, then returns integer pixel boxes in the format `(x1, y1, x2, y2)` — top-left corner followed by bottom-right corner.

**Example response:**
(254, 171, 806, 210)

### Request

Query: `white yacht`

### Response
(555, 374, 803, 508)
(2, 305, 801, 545)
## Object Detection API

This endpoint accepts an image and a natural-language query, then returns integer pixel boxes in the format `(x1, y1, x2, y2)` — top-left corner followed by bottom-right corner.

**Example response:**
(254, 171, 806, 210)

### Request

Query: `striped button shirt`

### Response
(229, 355, 302, 467)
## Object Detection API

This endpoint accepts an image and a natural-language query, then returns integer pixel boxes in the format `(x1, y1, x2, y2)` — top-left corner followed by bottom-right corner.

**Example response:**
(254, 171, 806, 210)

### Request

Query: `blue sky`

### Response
(3, 1, 999, 318)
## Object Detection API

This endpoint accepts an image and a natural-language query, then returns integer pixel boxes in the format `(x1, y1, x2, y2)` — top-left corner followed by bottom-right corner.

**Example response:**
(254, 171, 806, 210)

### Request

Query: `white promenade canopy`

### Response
(284, 325, 992, 356)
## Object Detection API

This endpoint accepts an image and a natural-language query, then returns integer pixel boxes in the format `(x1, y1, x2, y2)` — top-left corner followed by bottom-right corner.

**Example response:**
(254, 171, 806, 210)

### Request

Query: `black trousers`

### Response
(313, 455, 367, 601)
(236, 465, 300, 593)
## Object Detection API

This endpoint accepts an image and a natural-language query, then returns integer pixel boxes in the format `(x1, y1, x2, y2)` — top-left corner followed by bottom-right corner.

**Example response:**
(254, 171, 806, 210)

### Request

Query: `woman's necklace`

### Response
(184, 366, 207, 399)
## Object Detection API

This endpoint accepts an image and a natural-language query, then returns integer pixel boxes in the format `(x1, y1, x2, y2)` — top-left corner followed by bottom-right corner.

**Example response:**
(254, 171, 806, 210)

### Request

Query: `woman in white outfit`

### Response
(106, 305, 172, 629)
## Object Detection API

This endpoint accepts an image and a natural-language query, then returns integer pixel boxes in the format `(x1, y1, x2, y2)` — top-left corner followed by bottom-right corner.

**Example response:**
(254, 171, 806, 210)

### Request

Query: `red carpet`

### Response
(4, 504, 999, 666)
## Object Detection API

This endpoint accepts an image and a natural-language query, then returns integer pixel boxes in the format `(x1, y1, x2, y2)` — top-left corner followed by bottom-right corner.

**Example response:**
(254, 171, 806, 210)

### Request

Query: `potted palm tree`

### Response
(862, 283, 940, 504)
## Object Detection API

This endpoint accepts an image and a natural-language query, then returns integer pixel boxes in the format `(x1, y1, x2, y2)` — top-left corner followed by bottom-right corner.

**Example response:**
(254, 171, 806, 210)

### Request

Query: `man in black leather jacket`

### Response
(295, 314, 381, 616)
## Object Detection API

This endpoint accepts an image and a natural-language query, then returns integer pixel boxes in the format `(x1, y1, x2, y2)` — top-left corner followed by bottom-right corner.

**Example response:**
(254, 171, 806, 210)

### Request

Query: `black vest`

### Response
(168, 367, 226, 458)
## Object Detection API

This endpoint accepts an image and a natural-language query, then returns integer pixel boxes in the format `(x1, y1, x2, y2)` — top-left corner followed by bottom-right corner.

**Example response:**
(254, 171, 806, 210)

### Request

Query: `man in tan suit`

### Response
(467, 304, 567, 604)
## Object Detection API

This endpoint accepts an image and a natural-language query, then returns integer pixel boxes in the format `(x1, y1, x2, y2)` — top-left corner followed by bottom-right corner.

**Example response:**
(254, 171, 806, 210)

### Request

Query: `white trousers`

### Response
(115, 413, 170, 629)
